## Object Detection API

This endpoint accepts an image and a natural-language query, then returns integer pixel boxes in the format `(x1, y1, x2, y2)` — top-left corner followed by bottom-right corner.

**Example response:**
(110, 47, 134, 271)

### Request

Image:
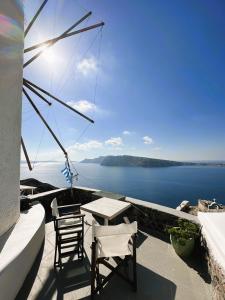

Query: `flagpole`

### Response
(65, 155, 74, 201)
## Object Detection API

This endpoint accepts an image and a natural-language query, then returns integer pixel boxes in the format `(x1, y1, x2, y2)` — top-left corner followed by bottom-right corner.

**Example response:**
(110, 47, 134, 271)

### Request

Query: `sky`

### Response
(21, 0, 225, 162)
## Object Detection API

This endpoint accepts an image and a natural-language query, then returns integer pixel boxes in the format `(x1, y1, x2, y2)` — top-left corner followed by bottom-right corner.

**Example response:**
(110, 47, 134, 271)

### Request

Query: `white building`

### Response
(0, 2, 45, 299)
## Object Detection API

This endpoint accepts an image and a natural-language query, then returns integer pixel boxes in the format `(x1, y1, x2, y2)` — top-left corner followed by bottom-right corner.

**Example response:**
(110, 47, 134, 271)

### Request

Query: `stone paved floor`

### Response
(16, 213, 212, 300)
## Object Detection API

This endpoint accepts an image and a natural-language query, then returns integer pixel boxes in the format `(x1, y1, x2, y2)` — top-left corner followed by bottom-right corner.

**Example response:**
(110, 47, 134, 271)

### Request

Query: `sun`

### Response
(42, 47, 57, 65)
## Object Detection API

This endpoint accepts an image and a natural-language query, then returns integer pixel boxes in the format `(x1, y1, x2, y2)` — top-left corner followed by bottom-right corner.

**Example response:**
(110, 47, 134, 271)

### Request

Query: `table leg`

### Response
(104, 219, 108, 225)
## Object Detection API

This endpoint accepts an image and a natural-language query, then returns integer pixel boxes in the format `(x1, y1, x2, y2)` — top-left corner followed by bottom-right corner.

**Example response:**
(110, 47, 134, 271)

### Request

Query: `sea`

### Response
(20, 162, 225, 208)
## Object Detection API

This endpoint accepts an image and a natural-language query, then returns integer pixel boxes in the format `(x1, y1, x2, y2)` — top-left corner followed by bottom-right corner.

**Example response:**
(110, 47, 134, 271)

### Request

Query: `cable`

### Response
(32, 106, 51, 168)
(58, 27, 102, 97)
(56, 15, 90, 96)
(90, 27, 103, 119)
(65, 28, 103, 187)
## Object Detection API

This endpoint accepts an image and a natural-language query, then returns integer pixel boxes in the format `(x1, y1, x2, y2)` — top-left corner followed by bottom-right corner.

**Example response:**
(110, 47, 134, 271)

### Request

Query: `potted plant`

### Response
(167, 219, 200, 257)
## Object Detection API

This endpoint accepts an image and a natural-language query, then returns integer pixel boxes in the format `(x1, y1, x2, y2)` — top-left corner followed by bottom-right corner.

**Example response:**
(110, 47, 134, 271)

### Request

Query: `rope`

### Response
(61, 28, 103, 184)
(56, 15, 90, 96)
(76, 1, 89, 13)
(58, 27, 102, 96)
(50, 105, 65, 146)
(31, 1, 59, 168)
(64, 27, 103, 169)
(89, 27, 103, 121)
(76, 123, 92, 144)
(93, 27, 103, 106)
(32, 106, 51, 168)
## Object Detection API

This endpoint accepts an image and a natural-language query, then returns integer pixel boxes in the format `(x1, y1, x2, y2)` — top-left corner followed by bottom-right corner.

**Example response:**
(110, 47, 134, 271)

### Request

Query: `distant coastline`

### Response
(81, 155, 191, 168)
(80, 155, 225, 168)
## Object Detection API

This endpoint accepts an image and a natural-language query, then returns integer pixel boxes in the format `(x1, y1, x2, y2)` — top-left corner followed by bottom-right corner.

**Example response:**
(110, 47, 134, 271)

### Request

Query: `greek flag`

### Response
(61, 163, 73, 185)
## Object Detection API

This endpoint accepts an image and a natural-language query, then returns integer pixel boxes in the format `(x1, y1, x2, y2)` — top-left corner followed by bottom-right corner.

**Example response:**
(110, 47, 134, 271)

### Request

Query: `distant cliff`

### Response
(81, 156, 105, 164)
(81, 155, 193, 168)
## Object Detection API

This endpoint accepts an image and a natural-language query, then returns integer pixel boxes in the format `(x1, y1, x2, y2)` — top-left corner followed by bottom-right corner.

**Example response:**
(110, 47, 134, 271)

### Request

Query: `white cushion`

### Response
(93, 221, 137, 258)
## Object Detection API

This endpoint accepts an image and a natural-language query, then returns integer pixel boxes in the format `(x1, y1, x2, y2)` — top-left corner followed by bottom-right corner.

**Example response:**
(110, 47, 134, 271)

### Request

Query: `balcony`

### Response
(15, 186, 212, 300)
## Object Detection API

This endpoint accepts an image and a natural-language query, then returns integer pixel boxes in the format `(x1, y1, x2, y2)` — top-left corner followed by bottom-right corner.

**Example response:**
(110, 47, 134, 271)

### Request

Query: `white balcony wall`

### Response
(0, 1, 24, 237)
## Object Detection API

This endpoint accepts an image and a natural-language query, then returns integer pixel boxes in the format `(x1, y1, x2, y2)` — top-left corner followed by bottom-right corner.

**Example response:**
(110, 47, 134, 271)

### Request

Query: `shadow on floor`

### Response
(138, 227, 211, 285)
(34, 253, 91, 300)
(136, 230, 149, 248)
(81, 262, 177, 300)
(16, 242, 45, 300)
(17, 243, 176, 300)
(182, 244, 211, 284)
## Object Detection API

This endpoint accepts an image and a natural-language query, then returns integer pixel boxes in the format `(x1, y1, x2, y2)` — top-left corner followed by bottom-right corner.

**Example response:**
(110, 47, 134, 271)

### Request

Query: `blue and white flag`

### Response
(61, 162, 73, 185)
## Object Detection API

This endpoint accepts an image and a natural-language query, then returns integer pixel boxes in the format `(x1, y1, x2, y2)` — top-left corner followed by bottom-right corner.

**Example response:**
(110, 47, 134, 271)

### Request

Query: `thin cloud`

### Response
(67, 100, 97, 113)
(105, 137, 123, 146)
(143, 136, 154, 144)
(68, 140, 103, 151)
(123, 130, 131, 135)
(77, 57, 98, 76)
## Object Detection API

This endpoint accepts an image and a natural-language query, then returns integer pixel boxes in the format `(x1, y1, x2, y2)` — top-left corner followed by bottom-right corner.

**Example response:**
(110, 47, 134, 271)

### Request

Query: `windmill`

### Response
(21, 0, 104, 186)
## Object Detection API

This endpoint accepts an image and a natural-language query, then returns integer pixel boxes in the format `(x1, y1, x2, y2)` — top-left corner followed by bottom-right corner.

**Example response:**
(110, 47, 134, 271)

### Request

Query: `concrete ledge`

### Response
(125, 196, 198, 223)
(75, 186, 101, 193)
(27, 188, 67, 201)
(73, 186, 199, 238)
(0, 204, 45, 300)
(74, 186, 198, 227)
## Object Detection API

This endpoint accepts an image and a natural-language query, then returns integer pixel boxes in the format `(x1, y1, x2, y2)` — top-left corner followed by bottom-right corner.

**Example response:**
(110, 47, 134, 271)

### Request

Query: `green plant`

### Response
(166, 219, 200, 246)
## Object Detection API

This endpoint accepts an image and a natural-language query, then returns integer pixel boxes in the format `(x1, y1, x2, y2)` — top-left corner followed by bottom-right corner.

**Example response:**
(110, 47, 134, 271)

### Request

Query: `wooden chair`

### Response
(51, 198, 85, 269)
(91, 221, 137, 299)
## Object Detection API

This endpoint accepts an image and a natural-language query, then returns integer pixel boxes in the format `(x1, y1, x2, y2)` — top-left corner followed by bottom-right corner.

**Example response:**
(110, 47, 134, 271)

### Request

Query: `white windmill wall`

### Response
(0, 1, 24, 237)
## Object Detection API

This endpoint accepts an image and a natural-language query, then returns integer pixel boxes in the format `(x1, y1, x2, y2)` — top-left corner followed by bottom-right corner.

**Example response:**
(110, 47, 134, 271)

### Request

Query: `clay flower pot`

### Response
(170, 234, 195, 257)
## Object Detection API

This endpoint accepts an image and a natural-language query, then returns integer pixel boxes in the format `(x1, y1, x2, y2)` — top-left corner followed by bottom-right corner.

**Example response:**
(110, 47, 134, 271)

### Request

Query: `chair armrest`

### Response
(58, 203, 81, 209)
(123, 216, 131, 224)
(56, 213, 85, 220)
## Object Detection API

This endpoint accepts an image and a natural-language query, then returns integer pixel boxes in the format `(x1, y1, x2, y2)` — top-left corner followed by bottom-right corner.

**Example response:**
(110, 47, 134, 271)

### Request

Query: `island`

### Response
(80, 155, 195, 168)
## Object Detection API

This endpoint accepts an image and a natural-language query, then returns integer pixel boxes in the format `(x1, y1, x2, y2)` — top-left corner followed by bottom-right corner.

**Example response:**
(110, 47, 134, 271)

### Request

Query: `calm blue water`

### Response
(20, 162, 225, 208)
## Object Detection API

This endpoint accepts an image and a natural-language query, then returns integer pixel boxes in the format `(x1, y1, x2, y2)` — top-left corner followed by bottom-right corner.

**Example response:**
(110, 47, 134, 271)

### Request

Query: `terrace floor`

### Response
(17, 212, 212, 300)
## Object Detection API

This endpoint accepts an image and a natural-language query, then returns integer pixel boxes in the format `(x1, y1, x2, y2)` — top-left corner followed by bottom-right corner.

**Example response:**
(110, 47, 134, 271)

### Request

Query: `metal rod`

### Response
(21, 137, 32, 171)
(23, 87, 68, 157)
(23, 78, 94, 123)
(25, 11, 92, 53)
(24, 0, 49, 37)
(23, 22, 104, 68)
(24, 11, 92, 53)
(23, 81, 52, 106)
(60, 22, 104, 39)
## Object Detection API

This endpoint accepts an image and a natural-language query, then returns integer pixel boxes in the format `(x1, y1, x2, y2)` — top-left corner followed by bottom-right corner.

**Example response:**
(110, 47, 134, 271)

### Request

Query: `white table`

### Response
(81, 197, 131, 225)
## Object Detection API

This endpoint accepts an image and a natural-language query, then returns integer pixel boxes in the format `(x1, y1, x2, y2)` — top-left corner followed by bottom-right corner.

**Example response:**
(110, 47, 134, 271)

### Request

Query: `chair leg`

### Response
(133, 235, 137, 292)
(54, 232, 57, 268)
(96, 263, 101, 288)
(91, 242, 96, 299)
(57, 236, 63, 270)
(81, 217, 84, 260)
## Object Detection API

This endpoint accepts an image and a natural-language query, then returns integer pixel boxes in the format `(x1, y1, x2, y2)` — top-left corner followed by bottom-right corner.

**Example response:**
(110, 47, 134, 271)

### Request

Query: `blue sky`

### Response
(22, 0, 225, 162)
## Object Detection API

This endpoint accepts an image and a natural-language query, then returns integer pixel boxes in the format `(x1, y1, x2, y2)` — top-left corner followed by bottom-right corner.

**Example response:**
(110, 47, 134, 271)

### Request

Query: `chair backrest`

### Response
(92, 221, 137, 258)
(51, 198, 59, 218)
(93, 221, 137, 237)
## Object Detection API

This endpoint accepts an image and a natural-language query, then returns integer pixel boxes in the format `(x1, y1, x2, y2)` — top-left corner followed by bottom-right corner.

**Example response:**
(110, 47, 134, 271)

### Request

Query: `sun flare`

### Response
(42, 47, 57, 65)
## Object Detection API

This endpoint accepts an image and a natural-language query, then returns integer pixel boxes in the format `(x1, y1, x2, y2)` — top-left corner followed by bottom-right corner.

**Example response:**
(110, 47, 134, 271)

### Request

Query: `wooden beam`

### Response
(24, 11, 92, 53)
(21, 137, 32, 171)
(23, 81, 52, 106)
(23, 87, 68, 157)
(24, 0, 49, 37)
(23, 22, 104, 68)
(23, 78, 94, 123)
